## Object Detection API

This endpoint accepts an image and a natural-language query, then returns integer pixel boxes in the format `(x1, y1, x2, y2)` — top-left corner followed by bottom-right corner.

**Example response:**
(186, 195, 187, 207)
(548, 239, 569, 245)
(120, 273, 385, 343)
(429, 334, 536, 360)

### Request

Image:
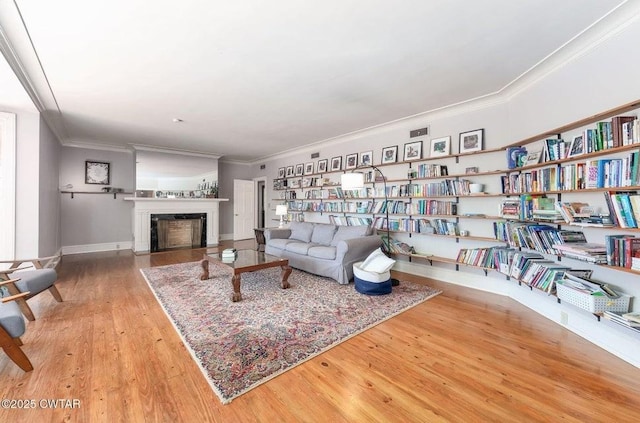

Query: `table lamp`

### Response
(275, 205, 288, 228)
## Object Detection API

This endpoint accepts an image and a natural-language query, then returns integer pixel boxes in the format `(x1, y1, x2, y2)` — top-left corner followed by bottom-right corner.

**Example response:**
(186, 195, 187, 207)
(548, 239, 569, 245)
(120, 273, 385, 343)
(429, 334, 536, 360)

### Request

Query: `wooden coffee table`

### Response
(200, 249, 292, 302)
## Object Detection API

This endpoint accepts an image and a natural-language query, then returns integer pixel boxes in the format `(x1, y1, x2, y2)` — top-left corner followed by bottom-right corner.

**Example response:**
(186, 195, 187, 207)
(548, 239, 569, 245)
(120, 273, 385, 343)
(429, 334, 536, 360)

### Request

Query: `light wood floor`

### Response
(2, 240, 640, 422)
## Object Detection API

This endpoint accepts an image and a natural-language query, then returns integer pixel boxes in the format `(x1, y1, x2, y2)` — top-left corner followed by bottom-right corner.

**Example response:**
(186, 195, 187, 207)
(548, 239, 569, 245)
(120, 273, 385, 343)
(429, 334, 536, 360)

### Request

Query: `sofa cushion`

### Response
(308, 246, 337, 260)
(311, 224, 337, 246)
(289, 221, 315, 242)
(268, 238, 293, 250)
(285, 242, 315, 255)
(330, 225, 370, 246)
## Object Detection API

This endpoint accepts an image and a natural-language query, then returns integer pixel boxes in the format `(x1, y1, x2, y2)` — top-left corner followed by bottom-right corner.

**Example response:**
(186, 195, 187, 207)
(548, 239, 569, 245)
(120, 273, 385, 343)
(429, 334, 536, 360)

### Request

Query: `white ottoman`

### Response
(353, 261, 392, 295)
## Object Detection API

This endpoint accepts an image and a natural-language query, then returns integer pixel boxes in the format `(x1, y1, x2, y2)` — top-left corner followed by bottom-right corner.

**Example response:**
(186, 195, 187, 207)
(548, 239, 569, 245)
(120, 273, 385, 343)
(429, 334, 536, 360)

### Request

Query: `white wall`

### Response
(257, 17, 640, 366)
(14, 110, 41, 258)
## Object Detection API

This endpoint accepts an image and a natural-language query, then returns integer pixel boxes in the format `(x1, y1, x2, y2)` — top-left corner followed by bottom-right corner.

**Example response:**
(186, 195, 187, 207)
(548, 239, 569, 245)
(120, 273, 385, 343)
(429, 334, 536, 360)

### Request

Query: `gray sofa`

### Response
(265, 222, 382, 284)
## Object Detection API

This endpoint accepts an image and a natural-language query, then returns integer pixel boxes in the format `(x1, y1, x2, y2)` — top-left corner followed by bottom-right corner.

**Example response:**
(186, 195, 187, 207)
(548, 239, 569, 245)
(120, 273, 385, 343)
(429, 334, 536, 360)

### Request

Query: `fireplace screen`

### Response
(150, 213, 207, 252)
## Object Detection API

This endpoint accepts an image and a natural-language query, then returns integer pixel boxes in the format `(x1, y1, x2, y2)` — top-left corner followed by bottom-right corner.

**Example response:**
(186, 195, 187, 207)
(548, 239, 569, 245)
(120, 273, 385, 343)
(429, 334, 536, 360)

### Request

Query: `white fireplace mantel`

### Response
(124, 197, 228, 253)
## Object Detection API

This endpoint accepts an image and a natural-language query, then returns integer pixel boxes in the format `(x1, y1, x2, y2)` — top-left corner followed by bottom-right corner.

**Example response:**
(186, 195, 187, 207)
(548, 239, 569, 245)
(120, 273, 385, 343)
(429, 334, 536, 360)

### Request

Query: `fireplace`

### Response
(150, 213, 207, 252)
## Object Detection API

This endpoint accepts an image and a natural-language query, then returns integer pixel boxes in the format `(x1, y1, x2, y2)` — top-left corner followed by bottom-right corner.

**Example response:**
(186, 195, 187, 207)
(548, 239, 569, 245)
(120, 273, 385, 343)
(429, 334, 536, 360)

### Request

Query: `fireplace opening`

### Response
(150, 213, 207, 252)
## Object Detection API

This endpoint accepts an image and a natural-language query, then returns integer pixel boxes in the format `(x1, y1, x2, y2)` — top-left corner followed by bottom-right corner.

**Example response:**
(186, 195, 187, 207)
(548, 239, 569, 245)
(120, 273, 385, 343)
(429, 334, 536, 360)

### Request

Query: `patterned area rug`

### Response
(140, 260, 441, 404)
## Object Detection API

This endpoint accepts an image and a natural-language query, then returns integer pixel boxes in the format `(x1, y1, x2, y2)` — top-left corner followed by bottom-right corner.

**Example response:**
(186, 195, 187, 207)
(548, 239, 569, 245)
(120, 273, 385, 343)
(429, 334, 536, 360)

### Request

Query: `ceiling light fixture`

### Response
(172, 118, 183, 123)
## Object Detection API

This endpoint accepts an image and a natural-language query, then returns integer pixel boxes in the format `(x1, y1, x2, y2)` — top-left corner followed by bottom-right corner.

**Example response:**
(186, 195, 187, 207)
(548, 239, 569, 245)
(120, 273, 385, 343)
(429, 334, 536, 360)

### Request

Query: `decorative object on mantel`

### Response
(140, 260, 441, 403)
(85, 160, 110, 185)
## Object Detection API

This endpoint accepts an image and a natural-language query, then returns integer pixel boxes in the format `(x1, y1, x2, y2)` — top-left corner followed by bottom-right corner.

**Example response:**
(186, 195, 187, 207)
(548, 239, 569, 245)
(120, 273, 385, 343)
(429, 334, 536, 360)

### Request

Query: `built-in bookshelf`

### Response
(271, 100, 640, 293)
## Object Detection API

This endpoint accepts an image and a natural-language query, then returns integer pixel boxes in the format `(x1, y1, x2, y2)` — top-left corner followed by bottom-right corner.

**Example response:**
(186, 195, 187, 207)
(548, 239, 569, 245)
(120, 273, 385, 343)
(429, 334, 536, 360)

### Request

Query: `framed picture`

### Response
(524, 150, 543, 165)
(403, 141, 422, 161)
(304, 162, 314, 175)
(330, 156, 342, 172)
(85, 160, 110, 185)
(278, 167, 285, 178)
(459, 129, 484, 154)
(317, 159, 328, 173)
(568, 135, 585, 158)
(430, 136, 450, 157)
(465, 166, 479, 174)
(345, 153, 358, 169)
(286, 166, 294, 177)
(294, 163, 304, 176)
(359, 151, 373, 167)
(381, 145, 398, 164)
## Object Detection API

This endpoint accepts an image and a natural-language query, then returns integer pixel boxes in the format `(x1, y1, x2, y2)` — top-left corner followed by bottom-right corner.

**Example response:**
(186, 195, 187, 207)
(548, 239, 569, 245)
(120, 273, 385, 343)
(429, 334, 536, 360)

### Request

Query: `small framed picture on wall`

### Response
(330, 156, 342, 171)
(85, 160, 110, 185)
(345, 153, 358, 169)
(317, 159, 328, 173)
(430, 136, 450, 157)
(459, 129, 484, 154)
(381, 146, 398, 164)
(403, 141, 422, 161)
(304, 162, 314, 175)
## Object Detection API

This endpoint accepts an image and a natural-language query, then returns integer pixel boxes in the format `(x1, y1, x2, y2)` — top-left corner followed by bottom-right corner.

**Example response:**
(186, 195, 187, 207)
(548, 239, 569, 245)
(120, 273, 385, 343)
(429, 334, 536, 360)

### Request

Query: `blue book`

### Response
(619, 194, 637, 228)
(597, 159, 611, 188)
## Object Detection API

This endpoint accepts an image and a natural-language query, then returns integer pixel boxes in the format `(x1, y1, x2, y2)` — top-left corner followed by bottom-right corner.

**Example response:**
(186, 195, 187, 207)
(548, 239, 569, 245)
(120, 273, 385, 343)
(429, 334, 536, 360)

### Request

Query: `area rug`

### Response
(140, 260, 441, 404)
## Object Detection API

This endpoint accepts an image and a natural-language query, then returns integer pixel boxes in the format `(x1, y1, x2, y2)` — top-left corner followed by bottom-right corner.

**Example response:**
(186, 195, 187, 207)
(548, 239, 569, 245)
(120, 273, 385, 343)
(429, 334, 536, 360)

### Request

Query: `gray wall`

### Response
(218, 161, 253, 239)
(59, 147, 134, 249)
(38, 114, 61, 256)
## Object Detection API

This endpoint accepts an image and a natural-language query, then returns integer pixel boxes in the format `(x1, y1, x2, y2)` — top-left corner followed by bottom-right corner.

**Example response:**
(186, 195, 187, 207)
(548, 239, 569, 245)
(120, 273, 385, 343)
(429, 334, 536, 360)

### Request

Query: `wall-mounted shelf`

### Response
(61, 190, 133, 199)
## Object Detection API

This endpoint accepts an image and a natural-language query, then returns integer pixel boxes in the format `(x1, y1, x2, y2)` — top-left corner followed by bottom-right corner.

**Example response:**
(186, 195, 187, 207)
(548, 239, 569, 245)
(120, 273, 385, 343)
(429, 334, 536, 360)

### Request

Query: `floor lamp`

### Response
(341, 165, 399, 286)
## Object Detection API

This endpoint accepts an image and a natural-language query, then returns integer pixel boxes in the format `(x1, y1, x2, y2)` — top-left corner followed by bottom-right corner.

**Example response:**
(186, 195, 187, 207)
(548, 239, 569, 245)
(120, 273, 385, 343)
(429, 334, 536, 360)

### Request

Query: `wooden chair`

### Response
(0, 292, 33, 371)
(0, 255, 62, 321)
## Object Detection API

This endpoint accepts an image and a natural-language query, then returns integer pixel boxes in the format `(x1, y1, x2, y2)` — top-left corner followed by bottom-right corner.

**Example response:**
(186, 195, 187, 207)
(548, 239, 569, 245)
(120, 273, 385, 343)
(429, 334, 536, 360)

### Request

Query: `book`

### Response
(611, 116, 636, 148)
(507, 146, 527, 169)
(622, 311, 640, 324)
(604, 311, 640, 329)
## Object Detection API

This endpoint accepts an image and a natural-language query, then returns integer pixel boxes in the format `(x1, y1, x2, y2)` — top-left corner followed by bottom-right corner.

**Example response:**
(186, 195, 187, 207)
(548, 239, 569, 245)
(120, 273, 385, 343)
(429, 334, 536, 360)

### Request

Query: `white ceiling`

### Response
(0, 0, 629, 162)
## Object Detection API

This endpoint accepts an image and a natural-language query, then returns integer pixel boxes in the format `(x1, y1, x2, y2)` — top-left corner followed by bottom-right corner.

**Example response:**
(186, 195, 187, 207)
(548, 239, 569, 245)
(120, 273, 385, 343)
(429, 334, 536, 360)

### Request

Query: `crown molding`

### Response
(130, 144, 222, 160)
(501, 0, 640, 100)
(62, 140, 133, 154)
(0, 2, 68, 144)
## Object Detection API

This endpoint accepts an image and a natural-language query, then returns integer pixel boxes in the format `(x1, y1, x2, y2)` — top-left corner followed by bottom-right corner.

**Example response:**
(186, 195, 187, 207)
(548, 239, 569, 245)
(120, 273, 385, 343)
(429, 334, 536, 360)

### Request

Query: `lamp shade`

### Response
(275, 205, 288, 216)
(341, 172, 365, 190)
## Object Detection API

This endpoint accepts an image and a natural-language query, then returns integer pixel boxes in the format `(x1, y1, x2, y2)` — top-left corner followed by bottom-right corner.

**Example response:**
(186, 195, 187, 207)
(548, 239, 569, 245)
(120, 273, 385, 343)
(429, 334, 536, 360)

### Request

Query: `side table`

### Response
(254, 228, 267, 251)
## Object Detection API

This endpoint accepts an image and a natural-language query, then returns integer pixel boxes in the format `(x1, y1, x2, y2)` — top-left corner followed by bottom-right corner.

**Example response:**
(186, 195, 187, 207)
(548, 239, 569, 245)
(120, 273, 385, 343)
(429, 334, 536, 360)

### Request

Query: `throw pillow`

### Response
(361, 250, 395, 273)
(310, 224, 337, 245)
(361, 248, 385, 269)
(330, 225, 369, 246)
(289, 221, 314, 242)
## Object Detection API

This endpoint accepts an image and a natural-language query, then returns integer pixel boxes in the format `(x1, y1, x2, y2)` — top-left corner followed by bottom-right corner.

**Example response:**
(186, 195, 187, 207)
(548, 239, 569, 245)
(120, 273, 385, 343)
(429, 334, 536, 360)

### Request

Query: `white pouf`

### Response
(353, 261, 392, 295)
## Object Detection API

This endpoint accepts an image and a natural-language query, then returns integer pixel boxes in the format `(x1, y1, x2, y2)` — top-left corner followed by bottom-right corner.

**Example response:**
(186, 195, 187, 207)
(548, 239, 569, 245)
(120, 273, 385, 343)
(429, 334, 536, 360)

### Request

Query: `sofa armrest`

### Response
(265, 228, 291, 242)
(336, 235, 383, 262)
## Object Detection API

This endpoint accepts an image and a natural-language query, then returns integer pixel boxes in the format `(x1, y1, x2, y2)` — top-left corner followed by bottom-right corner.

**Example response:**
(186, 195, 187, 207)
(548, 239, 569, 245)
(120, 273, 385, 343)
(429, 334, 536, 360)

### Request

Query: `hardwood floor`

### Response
(2, 241, 640, 422)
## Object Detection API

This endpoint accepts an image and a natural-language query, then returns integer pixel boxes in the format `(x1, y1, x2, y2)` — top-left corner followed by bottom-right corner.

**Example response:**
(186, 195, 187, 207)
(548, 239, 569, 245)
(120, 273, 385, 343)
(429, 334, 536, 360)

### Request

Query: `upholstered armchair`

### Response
(0, 255, 62, 321)
(0, 292, 33, 371)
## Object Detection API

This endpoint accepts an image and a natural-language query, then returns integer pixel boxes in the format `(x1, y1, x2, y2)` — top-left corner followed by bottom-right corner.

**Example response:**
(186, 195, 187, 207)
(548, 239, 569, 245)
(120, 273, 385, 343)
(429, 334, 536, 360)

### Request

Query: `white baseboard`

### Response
(219, 233, 233, 241)
(61, 241, 133, 255)
(394, 260, 640, 369)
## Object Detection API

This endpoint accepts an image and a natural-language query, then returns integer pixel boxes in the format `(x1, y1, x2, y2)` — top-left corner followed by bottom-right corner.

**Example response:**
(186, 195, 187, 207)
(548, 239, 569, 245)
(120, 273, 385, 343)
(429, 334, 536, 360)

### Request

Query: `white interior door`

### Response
(233, 179, 255, 240)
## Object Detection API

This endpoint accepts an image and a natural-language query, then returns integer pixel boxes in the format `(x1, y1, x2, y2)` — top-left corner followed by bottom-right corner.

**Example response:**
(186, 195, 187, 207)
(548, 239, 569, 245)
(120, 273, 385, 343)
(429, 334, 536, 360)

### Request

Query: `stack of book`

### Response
(553, 242, 608, 264)
(221, 248, 238, 262)
(603, 311, 640, 332)
(604, 235, 640, 268)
